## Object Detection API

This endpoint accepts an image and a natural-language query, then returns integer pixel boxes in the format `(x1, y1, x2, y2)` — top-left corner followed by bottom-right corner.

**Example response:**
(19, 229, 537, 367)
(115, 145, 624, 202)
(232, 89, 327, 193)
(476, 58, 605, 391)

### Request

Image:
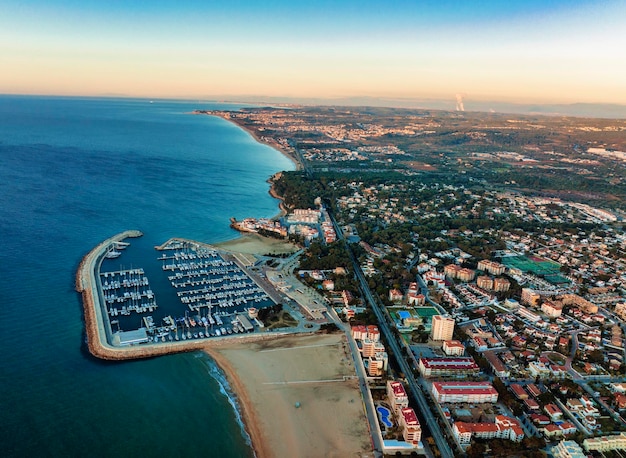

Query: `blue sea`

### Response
(0, 95, 294, 457)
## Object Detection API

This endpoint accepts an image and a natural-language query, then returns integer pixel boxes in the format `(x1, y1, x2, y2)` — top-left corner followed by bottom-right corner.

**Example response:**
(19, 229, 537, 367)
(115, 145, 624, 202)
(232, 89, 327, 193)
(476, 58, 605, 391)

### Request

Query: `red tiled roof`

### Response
(420, 357, 478, 370)
(433, 382, 497, 396)
(401, 408, 420, 427)
(389, 381, 407, 397)
(510, 384, 528, 398)
(544, 404, 562, 415)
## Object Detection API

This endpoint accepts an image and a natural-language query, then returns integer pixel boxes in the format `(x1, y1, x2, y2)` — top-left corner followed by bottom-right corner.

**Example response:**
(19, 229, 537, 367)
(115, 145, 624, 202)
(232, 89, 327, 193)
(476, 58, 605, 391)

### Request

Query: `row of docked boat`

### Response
(108, 302, 158, 316)
(139, 310, 252, 343)
(102, 277, 150, 291)
(169, 271, 249, 283)
(159, 247, 218, 261)
(161, 247, 271, 313)
(101, 268, 148, 290)
(179, 292, 268, 306)
(162, 262, 241, 273)
(104, 289, 153, 302)
(101, 268, 158, 317)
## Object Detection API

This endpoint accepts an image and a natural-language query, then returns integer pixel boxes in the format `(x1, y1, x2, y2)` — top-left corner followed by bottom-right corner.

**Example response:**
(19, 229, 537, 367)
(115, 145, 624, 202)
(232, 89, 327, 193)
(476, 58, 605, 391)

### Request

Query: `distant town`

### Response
(196, 106, 626, 458)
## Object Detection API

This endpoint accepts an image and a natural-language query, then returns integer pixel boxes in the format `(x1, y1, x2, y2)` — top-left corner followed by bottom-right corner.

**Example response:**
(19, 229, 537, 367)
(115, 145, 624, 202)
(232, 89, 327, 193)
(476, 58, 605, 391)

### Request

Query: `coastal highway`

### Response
(328, 214, 455, 458)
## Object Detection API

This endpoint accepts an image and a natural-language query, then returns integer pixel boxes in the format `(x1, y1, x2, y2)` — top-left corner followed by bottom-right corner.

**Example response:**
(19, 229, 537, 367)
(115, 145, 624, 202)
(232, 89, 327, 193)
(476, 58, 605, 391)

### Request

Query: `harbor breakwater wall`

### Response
(76, 231, 295, 361)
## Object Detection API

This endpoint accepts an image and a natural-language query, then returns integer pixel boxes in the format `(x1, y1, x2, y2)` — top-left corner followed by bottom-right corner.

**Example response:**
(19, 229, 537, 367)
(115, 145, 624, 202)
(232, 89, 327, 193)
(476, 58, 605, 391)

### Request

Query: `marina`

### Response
(101, 268, 158, 317)
(161, 246, 271, 312)
(87, 235, 277, 351)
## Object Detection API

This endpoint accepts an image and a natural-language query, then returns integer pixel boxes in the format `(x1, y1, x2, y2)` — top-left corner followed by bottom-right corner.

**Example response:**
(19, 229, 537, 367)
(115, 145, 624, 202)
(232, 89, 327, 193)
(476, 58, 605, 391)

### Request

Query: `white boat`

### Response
(105, 248, 122, 259)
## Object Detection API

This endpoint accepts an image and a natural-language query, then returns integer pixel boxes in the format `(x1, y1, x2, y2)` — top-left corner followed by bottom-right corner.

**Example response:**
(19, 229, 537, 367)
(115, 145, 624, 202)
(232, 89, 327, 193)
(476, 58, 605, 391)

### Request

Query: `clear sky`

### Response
(1, 0, 625, 104)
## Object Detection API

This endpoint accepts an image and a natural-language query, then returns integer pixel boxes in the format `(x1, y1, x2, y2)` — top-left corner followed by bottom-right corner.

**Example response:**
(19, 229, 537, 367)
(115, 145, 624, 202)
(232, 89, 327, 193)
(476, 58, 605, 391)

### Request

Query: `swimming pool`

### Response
(376, 405, 393, 428)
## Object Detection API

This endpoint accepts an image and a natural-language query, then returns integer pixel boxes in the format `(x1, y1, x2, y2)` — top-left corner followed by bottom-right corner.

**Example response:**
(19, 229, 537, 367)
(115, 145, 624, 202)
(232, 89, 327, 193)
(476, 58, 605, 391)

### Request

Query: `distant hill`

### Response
(213, 95, 626, 119)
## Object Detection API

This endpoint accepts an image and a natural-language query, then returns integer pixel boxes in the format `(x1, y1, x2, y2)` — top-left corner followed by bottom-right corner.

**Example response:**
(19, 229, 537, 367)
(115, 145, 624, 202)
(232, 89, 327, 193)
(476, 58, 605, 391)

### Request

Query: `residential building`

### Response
(553, 440, 586, 458)
(442, 340, 465, 356)
(453, 415, 524, 444)
(418, 357, 480, 377)
(389, 289, 403, 302)
(493, 277, 511, 292)
(399, 407, 422, 445)
(444, 264, 476, 282)
(477, 276, 493, 290)
(517, 306, 541, 323)
(387, 380, 409, 415)
(560, 293, 598, 314)
(584, 433, 626, 452)
(431, 315, 455, 341)
(484, 351, 510, 378)
(510, 384, 528, 400)
(362, 338, 385, 357)
(366, 325, 380, 341)
(544, 403, 563, 421)
(431, 382, 498, 403)
(521, 288, 541, 306)
(351, 325, 367, 341)
(407, 292, 426, 306)
(542, 301, 563, 318)
(477, 260, 506, 275)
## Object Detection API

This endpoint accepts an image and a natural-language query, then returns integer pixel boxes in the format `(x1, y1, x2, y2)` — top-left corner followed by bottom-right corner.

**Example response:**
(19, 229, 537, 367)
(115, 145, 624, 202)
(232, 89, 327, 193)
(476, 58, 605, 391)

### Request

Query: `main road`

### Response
(328, 213, 456, 458)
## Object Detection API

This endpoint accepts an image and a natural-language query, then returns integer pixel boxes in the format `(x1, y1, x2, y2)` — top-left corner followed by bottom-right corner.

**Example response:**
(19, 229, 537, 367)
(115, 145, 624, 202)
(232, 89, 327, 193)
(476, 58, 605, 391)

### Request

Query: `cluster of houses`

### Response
(388, 282, 426, 306)
(232, 204, 338, 245)
(285, 207, 337, 244)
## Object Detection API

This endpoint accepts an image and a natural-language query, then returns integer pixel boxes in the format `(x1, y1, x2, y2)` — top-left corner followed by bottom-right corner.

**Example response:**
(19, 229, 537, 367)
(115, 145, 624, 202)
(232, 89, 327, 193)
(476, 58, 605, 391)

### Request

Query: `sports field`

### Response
(502, 255, 569, 284)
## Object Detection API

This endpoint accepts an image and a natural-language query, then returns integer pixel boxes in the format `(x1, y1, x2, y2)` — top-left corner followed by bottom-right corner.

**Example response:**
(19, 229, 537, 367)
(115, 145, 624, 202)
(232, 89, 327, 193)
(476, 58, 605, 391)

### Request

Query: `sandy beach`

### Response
(216, 233, 299, 256)
(205, 333, 372, 458)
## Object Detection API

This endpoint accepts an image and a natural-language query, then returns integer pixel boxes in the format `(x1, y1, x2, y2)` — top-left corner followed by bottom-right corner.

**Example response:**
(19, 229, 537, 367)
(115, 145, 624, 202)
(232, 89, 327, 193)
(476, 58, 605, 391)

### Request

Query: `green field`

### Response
(413, 306, 440, 321)
(502, 255, 570, 284)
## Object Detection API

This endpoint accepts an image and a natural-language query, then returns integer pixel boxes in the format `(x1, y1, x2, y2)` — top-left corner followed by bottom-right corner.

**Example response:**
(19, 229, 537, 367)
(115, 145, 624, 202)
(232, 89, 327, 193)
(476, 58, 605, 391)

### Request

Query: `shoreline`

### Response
(204, 346, 271, 458)
(76, 114, 357, 457)
(205, 334, 371, 458)
(268, 171, 290, 217)
(77, 232, 370, 457)
(200, 110, 296, 226)
(200, 111, 302, 172)
(202, 111, 297, 218)
(215, 232, 298, 255)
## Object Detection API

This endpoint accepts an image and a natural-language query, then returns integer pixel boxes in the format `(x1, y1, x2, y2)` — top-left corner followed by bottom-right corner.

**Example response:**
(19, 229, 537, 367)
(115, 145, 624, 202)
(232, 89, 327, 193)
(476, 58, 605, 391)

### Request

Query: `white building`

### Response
(431, 315, 455, 341)
(431, 382, 498, 403)
(387, 380, 409, 415)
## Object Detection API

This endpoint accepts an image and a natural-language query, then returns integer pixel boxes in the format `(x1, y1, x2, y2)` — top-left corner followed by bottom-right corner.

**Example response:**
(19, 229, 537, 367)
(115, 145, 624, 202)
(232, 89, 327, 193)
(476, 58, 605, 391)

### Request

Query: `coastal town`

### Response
(79, 106, 626, 458)
(202, 106, 625, 458)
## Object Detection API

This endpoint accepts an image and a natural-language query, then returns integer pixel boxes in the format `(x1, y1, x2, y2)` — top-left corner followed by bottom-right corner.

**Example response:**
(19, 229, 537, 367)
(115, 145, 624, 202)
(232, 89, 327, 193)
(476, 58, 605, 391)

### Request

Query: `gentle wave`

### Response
(203, 355, 254, 448)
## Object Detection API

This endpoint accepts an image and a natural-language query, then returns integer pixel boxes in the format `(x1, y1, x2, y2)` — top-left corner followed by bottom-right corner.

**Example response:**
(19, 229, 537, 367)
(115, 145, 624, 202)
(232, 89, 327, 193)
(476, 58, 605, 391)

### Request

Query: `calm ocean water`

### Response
(0, 96, 294, 457)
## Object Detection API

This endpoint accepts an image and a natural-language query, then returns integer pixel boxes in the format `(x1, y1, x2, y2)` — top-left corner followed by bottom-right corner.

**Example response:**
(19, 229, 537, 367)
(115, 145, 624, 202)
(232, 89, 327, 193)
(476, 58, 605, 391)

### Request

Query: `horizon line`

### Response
(2, 92, 626, 119)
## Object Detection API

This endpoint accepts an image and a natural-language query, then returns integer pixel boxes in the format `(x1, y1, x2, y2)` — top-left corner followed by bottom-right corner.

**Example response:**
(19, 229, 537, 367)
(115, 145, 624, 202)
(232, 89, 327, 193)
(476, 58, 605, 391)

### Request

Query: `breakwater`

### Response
(76, 232, 293, 361)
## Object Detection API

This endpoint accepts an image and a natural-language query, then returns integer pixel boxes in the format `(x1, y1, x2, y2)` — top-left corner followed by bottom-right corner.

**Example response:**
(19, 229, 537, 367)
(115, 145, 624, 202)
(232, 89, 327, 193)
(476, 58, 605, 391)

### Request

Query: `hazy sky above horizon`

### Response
(1, 0, 625, 104)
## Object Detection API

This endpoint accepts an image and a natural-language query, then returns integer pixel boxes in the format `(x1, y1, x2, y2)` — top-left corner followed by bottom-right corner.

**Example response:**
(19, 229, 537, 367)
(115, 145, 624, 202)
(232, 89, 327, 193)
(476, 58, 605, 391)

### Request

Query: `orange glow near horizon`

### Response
(1, 1, 625, 105)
